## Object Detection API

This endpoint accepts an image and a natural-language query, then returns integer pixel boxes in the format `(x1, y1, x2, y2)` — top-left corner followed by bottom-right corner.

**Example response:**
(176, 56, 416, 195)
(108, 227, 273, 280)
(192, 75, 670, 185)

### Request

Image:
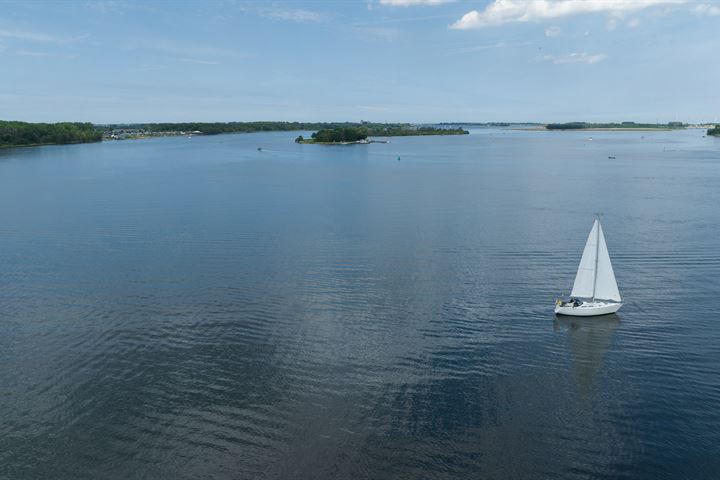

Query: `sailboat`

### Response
(555, 217, 622, 316)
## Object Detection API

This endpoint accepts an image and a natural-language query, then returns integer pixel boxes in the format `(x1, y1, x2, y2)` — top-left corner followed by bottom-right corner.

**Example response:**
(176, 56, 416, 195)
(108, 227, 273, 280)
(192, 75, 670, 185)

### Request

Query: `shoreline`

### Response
(0, 139, 102, 149)
(551, 127, 676, 132)
(296, 139, 391, 145)
(517, 127, 682, 132)
(511, 127, 688, 132)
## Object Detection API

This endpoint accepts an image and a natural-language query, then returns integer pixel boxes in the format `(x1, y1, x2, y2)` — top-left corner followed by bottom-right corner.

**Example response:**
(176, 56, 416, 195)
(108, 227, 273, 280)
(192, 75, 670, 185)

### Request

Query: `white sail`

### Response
(571, 219, 599, 299)
(594, 222, 621, 302)
(570, 218, 621, 302)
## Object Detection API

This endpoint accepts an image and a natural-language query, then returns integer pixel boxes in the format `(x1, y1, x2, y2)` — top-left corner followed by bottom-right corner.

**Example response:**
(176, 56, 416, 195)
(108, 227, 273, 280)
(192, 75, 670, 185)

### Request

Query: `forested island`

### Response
(546, 121, 685, 130)
(708, 126, 720, 136)
(295, 125, 468, 144)
(0, 120, 101, 148)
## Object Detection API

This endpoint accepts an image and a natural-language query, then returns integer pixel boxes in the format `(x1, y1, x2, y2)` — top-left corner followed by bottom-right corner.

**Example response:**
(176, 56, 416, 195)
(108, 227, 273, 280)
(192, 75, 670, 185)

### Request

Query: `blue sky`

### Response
(1, 0, 719, 123)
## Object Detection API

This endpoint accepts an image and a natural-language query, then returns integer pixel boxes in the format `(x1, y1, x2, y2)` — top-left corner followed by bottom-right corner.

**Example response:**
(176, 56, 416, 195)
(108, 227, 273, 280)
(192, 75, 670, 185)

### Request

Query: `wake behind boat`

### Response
(555, 217, 622, 316)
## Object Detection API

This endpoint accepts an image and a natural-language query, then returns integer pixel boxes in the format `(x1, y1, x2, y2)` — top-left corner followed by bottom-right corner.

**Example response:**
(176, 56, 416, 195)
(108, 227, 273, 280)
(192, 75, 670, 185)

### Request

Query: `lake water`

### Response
(1, 129, 719, 479)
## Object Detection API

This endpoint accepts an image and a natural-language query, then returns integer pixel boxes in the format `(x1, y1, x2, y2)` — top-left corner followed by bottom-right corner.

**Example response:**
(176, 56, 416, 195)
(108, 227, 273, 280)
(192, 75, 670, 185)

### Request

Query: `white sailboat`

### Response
(555, 217, 622, 316)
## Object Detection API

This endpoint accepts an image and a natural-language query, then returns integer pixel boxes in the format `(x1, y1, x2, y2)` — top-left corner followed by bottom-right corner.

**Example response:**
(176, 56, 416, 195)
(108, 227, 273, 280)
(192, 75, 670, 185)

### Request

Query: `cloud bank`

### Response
(451, 0, 686, 29)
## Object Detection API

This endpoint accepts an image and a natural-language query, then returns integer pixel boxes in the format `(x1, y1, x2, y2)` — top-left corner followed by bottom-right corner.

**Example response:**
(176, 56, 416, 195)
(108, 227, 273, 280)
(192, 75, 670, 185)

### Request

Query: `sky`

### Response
(1, 0, 719, 123)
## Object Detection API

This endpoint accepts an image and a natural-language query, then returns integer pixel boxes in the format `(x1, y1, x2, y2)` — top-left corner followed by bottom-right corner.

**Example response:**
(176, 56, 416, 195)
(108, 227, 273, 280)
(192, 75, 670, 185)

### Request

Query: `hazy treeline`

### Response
(546, 122, 685, 130)
(0, 121, 102, 147)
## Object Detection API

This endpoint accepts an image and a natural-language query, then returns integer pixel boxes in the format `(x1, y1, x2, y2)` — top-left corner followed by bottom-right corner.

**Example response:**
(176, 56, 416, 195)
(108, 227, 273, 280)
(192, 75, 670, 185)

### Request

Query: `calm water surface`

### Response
(1, 129, 719, 479)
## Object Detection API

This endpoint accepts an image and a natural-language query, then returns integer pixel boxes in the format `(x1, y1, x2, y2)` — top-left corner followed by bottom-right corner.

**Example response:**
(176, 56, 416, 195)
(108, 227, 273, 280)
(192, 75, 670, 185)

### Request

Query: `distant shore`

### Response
(2, 119, 713, 150)
(0, 140, 101, 149)
(296, 138, 391, 145)
(540, 127, 677, 132)
(544, 122, 688, 132)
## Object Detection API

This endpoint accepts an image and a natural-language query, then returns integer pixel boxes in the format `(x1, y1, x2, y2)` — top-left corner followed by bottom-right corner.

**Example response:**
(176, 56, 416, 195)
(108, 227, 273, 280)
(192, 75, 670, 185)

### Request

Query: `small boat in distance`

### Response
(555, 217, 622, 316)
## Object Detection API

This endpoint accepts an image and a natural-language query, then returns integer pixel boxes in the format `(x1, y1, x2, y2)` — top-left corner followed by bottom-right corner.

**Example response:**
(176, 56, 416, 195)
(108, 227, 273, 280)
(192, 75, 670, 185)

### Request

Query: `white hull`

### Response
(555, 301, 622, 317)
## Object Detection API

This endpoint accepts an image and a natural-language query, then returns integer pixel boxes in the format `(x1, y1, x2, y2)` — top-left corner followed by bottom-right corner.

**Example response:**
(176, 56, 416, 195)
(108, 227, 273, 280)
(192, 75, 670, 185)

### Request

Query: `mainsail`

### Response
(570, 219, 621, 302)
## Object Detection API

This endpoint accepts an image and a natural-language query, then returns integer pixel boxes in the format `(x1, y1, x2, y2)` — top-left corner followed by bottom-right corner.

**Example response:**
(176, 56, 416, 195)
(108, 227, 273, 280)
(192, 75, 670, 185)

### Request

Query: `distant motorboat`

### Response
(608, 156, 616, 159)
(257, 147, 263, 151)
(555, 217, 622, 316)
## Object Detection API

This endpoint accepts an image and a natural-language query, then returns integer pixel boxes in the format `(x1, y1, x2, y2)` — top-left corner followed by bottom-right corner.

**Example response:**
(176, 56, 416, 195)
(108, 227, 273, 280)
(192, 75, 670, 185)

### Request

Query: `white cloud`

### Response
(693, 3, 720, 16)
(258, 8, 327, 22)
(451, 0, 686, 29)
(544, 25, 561, 36)
(538, 52, 606, 64)
(380, 0, 455, 5)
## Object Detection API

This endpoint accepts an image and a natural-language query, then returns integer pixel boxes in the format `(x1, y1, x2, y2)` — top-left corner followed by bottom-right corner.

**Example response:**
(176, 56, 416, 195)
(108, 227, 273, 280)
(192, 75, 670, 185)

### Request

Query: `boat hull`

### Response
(555, 301, 622, 317)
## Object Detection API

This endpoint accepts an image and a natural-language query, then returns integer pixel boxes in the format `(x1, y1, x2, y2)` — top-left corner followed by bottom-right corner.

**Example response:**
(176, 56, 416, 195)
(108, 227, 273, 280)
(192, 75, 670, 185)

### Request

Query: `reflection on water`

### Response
(554, 315, 620, 394)
(2, 129, 720, 479)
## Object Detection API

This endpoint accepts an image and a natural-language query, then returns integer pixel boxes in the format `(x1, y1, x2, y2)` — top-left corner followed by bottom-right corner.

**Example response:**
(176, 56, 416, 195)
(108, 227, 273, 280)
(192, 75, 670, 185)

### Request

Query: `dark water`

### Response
(1, 129, 719, 479)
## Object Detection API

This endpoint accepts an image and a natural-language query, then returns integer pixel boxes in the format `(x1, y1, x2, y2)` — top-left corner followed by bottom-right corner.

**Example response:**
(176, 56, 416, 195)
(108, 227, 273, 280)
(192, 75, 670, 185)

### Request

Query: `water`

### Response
(1, 129, 719, 479)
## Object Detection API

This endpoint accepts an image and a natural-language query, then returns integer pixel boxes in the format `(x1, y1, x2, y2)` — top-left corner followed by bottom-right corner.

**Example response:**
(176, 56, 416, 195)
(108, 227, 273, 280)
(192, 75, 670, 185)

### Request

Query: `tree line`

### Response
(97, 122, 381, 135)
(1, 120, 469, 148)
(0, 121, 101, 147)
(97, 122, 469, 137)
(546, 122, 686, 130)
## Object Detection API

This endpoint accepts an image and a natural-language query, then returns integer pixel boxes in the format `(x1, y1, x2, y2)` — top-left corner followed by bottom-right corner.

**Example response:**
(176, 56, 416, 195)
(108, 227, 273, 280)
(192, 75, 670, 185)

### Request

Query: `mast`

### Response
(592, 216, 600, 300)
